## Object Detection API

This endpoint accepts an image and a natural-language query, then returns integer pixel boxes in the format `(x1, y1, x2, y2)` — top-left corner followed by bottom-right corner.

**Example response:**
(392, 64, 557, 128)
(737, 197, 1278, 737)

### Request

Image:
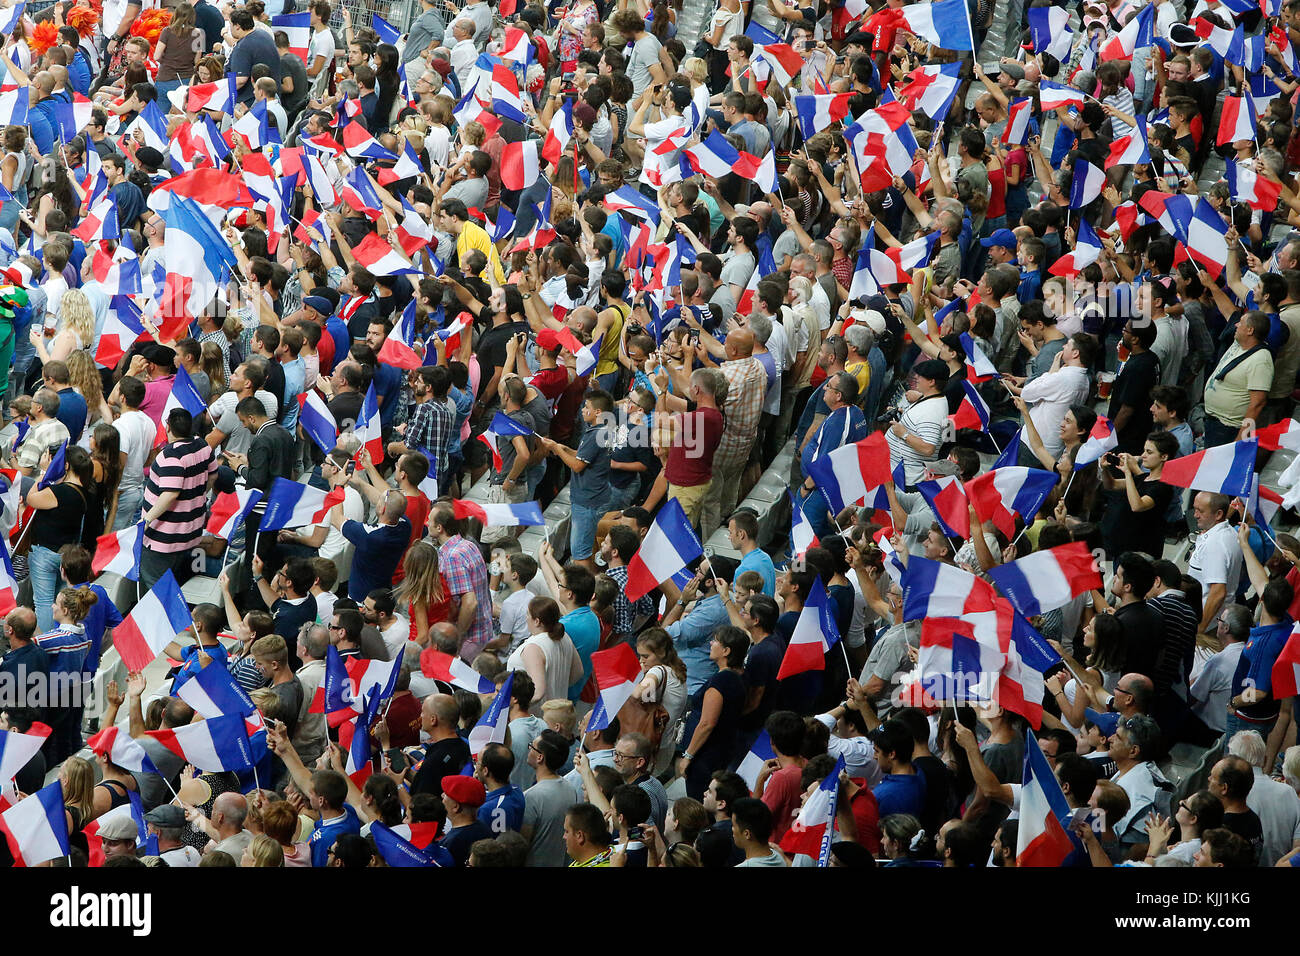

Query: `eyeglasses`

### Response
(328, 623, 344, 630)
(612, 751, 637, 762)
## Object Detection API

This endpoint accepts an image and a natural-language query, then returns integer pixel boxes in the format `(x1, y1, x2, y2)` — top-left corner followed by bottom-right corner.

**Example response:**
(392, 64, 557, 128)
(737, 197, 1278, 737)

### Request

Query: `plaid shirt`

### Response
(404, 399, 454, 478)
(712, 356, 767, 474)
(606, 565, 655, 637)
(439, 534, 494, 651)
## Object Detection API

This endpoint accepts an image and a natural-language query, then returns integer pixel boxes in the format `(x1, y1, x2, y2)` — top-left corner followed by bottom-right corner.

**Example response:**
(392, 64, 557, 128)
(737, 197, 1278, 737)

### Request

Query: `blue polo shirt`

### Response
(372, 362, 403, 427)
(34, 626, 93, 678)
(873, 772, 927, 819)
(309, 804, 361, 866)
(736, 547, 776, 596)
(342, 517, 413, 601)
(77, 582, 123, 676)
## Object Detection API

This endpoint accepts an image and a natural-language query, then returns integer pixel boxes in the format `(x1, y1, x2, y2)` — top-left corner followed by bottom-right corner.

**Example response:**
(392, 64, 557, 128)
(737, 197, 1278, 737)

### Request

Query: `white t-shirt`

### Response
(309, 27, 336, 71)
(1020, 365, 1089, 458)
(381, 616, 410, 660)
(425, 125, 451, 169)
(314, 589, 337, 626)
(43, 276, 68, 329)
(113, 409, 156, 495)
(1187, 520, 1243, 627)
(307, 486, 365, 579)
(497, 587, 532, 655)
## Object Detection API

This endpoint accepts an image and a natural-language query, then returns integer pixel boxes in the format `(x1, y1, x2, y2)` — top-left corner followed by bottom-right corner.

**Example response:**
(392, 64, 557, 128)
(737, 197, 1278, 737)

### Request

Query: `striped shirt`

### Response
(143, 437, 216, 553)
(712, 356, 768, 474)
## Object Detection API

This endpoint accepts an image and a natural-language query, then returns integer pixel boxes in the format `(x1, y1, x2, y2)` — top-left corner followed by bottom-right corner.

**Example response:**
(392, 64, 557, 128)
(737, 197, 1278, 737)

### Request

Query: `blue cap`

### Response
(980, 228, 1017, 250)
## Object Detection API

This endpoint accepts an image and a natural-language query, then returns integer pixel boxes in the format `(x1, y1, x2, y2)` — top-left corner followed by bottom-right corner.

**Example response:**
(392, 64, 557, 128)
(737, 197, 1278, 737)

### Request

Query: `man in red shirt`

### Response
(526, 328, 571, 405)
(865, 0, 908, 72)
(754, 712, 808, 843)
(651, 366, 724, 526)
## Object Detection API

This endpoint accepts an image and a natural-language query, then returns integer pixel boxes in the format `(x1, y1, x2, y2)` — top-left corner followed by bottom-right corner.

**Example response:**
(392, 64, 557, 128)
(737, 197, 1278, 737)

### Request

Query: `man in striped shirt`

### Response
(141, 408, 217, 590)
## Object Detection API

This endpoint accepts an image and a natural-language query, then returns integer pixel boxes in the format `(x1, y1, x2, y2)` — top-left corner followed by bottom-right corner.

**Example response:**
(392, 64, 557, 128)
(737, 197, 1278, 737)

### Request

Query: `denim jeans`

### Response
(113, 487, 143, 531)
(29, 543, 61, 634)
(1223, 711, 1275, 746)
(569, 503, 604, 560)
(1202, 416, 1239, 449)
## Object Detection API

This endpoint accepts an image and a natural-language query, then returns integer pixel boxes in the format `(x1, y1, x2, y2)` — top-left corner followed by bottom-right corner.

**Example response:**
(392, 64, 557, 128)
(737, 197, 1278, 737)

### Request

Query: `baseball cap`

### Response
(980, 228, 1018, 250)
(303, 295, 333, 316)
(441, 775, 486, 807)
(536, 328, 562, 350)
(144, 805, 186, 828)
(309, 286, 342, 312)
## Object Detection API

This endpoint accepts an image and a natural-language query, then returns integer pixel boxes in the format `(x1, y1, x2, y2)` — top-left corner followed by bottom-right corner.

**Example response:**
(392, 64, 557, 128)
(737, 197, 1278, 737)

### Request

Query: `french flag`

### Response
(893, 62, 961, 123)
(154, 364, 208, 448)
(1159, 439, 1257, 498)
(804, 432, 892, 514)
(794, 92, 854, 139)
(271, 12, 310, 60)
(501, 25, 533, 66)
(338, 692, 382, 784)
(1138, 190, 1194, 241)
(310, 646, 362, 725)
(95, 299, 145, 368)
(776, 576, 842, 680)
(683, 131, 776, 193)
(501, 139, 540, 192)
(0, 727, 56, 807)
(395, 197, 436, 257)
(1194, 17, 1238, 59)
(377, 300, 423, 371)
(898, 0, 974, 51)
(572, 333, 603, 378)
(300, 391, 339, 456)
(966, 467, 1060, 539)
(1218, 93, 1257, 146)
(352, 232, 417, 278)
(1098, 3, 1153, 60)
(450, 498, 545, 528)
(90, 237, 142, 296)
(37, 441, 67, 492)
(737, 729, 776, 791)
(1248, 473, 1283, 530)
(1068, 159, 1106, 209)
(1185, 196, 1231, 279)
(885, 230, 941, 272)
(587, 643, 644, 732)
(843, 101, 919, 193)
(113, 569, 192, 672)
(1271, 625, 1300, 701)
(53, 92, 93, 143)
(779, 755, 846, 866)
(1256, 418, 1300, 452)
(378, 139, 424, 186)
(478, 411, 534, 471)
(184, 76, 236, 114)
(468, 671, 513, 758)
(624, 498, 704, 602)
(370, 821, 449, 867)
(1015, 730, 1075, 866)
(1038, 80, 1086, 112)
(71, 193, 118, 243)
(960, 332, 1000, 381)
(1074, 415, 1117, 467)
(341, 120, 398, 162)
(1027, 5, 1073, 59)
(1226, 159, 1281, 211)
(133, 99, 174, 152)
(949, 379, 990, 431)
(987, 541, 1104, 618)
(158, 194, 241, 340)
(90, 520, 143, 580)
(744, 22, 804, 84)
(789, 490, 819, 557)
(1002, 98, 1033, 146)
(0, 535, 18, 617)
(902, 555, 997, 620)
(0, 85, 26, 126)
(419, 648, 496, 694)
(916, 474, 970, 539)
(1106, 116, 1150, 169)
(917, 616, 1004, 710)
(490, 65, 528, 124)
(0, 781, 69, 866)
(231, 98, 271, 151)
(304, 131, 344, 158)
(354, 384, 384, 464)
(260, 478, 346, 532)
(1049, 218, 1104, 277)
(145, 713, 255, 773)
(339, 167, 386, 217)
(85, 725, 159, 774)
(206, 488, 263, 541)
(541, 99, 575, 166)
(848, 224, 909, 299)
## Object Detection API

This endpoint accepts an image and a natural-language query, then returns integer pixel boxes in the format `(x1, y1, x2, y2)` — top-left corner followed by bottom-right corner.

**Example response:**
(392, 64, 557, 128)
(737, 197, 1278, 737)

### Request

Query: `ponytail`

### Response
(529, 596, 565, 641)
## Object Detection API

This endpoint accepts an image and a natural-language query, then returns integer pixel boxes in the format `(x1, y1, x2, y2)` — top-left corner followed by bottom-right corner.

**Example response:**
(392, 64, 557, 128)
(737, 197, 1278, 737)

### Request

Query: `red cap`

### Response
(536, 329, 562, 350)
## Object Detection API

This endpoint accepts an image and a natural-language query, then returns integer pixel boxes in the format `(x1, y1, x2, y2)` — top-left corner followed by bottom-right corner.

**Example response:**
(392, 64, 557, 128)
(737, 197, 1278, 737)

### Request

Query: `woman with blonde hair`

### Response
(240, 833, 285, 867)
(680, 58, 710, 118)
(33, 287, 94, 363)
(66, 348, 112, 430)
(60, 755, 97, 838)
(200, 341, 227, 398)
(394, 539, 451, 644)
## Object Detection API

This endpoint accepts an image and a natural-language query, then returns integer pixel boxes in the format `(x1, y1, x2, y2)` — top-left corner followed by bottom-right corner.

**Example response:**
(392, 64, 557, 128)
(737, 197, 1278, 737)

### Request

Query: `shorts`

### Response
(669, 482, 710, 525)
(569, 503, 603, 560)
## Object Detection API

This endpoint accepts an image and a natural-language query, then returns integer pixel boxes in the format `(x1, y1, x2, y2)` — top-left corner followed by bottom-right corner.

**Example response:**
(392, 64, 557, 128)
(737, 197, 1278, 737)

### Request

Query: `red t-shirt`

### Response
(316, 332, 335, 377)
(392, 493, 432, 585)
(529, 366, 569, 403)
(665, 406, 723, 487)
(407, 572, 453, 641)
(847, 780, 882, 855)
(987, 165, 1007, 219)
(381, 692, 424, 749)
(866, 7, 907, 54)
(762, 764, 806, 843)
(1286, 567, 1300, 621)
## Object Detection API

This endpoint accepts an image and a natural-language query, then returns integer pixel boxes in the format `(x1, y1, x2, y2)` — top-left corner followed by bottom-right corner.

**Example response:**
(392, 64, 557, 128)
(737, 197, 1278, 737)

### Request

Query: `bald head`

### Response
(213, 792, 248, 828)
(381, 490, 408, 524)
(725, 329, 755, 359)
(429, 622, 460, 654)
(569, 306, 599, 336)
(33, 71, 54, 96)
(426, 693, 460, 725)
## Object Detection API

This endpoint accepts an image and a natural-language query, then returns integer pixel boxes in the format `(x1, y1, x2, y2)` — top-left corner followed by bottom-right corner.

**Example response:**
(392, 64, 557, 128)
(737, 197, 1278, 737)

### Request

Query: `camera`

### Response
(627, 825, 645, 842)
(627, 321, 643, 336)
